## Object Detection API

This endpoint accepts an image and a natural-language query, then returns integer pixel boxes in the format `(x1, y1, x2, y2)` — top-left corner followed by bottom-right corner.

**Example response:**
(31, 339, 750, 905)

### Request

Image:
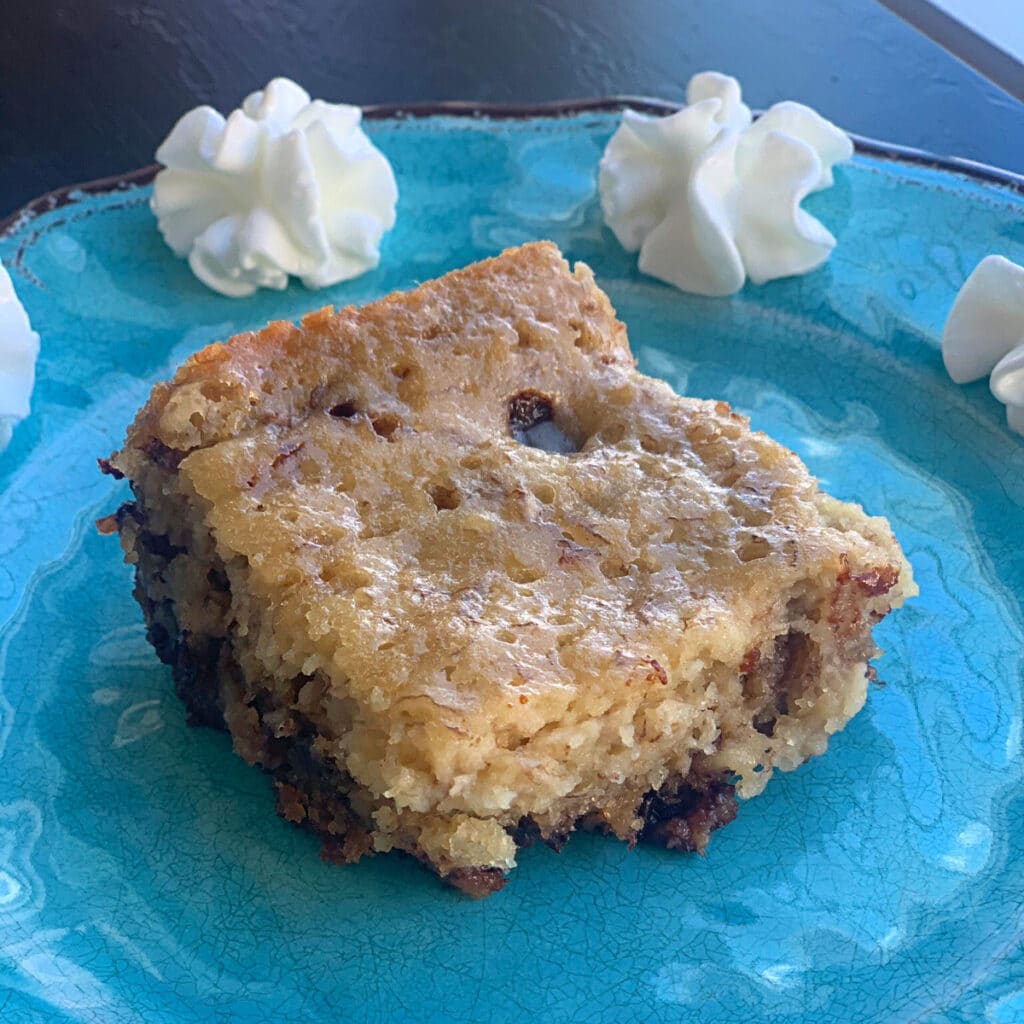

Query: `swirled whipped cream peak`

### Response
(0, 264, 40, 451)
(598, 72, 853, 296)
(151, 77, 398, 297)
(942, 254, 1024, 434)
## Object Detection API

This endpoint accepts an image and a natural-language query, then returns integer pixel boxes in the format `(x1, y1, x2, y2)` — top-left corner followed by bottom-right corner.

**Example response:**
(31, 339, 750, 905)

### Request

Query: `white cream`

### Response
(942, 255, 1024, 382)
(991, 346, 1024, 434)
(598, 71, 853, 296)
(0, 264, 40, 450)
(941, 255, 1024, 435)
(152, 77, 398, 297)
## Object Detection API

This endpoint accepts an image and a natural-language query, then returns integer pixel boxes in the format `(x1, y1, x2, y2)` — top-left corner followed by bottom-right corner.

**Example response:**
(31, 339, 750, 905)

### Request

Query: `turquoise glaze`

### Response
(1, 114, 1022, 1024)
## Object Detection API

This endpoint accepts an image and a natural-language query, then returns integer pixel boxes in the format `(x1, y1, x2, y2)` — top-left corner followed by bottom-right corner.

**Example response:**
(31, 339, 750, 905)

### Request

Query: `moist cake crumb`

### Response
(101, 242, 915, 895)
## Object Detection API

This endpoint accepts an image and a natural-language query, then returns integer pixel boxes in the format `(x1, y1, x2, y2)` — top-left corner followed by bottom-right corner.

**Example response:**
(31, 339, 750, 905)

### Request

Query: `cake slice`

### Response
(100, 242, 915, 896)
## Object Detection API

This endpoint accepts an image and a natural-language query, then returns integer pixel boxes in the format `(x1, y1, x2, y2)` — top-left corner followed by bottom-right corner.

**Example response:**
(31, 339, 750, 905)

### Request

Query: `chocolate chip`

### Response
(508, 389, 553, 433)
(327, 401, 358, 419)
(507, 389, 578, 453)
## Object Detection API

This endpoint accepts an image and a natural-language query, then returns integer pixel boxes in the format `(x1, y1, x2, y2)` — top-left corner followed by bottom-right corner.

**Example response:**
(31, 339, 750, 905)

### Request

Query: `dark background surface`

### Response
(2, 0, 1022, 214)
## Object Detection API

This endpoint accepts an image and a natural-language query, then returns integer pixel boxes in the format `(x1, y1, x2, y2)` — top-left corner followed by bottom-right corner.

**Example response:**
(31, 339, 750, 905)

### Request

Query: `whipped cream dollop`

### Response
(0, 264, 40, 450)
(598, 72, 853, 296)
(942, 254, 1024, 434)
(152, 77, 398, 297)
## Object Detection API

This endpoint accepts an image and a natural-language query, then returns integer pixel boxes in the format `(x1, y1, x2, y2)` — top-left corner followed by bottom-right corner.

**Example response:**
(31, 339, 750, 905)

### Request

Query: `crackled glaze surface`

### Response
(0, 113, 1022, 1024)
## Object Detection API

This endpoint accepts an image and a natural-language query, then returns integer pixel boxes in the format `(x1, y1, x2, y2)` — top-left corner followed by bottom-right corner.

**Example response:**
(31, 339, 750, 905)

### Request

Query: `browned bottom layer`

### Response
(118, 502, 741, 896)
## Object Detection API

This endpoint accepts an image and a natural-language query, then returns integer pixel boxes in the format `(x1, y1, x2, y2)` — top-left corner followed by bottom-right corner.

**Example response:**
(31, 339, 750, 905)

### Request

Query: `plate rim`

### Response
(1, 95, 1022, 241)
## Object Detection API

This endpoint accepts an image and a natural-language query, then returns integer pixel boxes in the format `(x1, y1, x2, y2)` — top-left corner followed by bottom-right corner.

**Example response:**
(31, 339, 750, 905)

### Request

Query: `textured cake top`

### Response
(111, 242, 911, 817)
(118, 241, 629, 457)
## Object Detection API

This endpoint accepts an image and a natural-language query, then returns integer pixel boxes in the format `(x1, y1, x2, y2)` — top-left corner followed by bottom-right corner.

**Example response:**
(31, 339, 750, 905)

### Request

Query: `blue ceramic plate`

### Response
(1, 105, 1022, 1024)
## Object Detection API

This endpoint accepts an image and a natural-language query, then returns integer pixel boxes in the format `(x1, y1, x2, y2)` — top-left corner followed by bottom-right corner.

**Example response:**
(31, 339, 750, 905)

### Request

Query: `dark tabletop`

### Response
(2, 0, 1023, 215)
